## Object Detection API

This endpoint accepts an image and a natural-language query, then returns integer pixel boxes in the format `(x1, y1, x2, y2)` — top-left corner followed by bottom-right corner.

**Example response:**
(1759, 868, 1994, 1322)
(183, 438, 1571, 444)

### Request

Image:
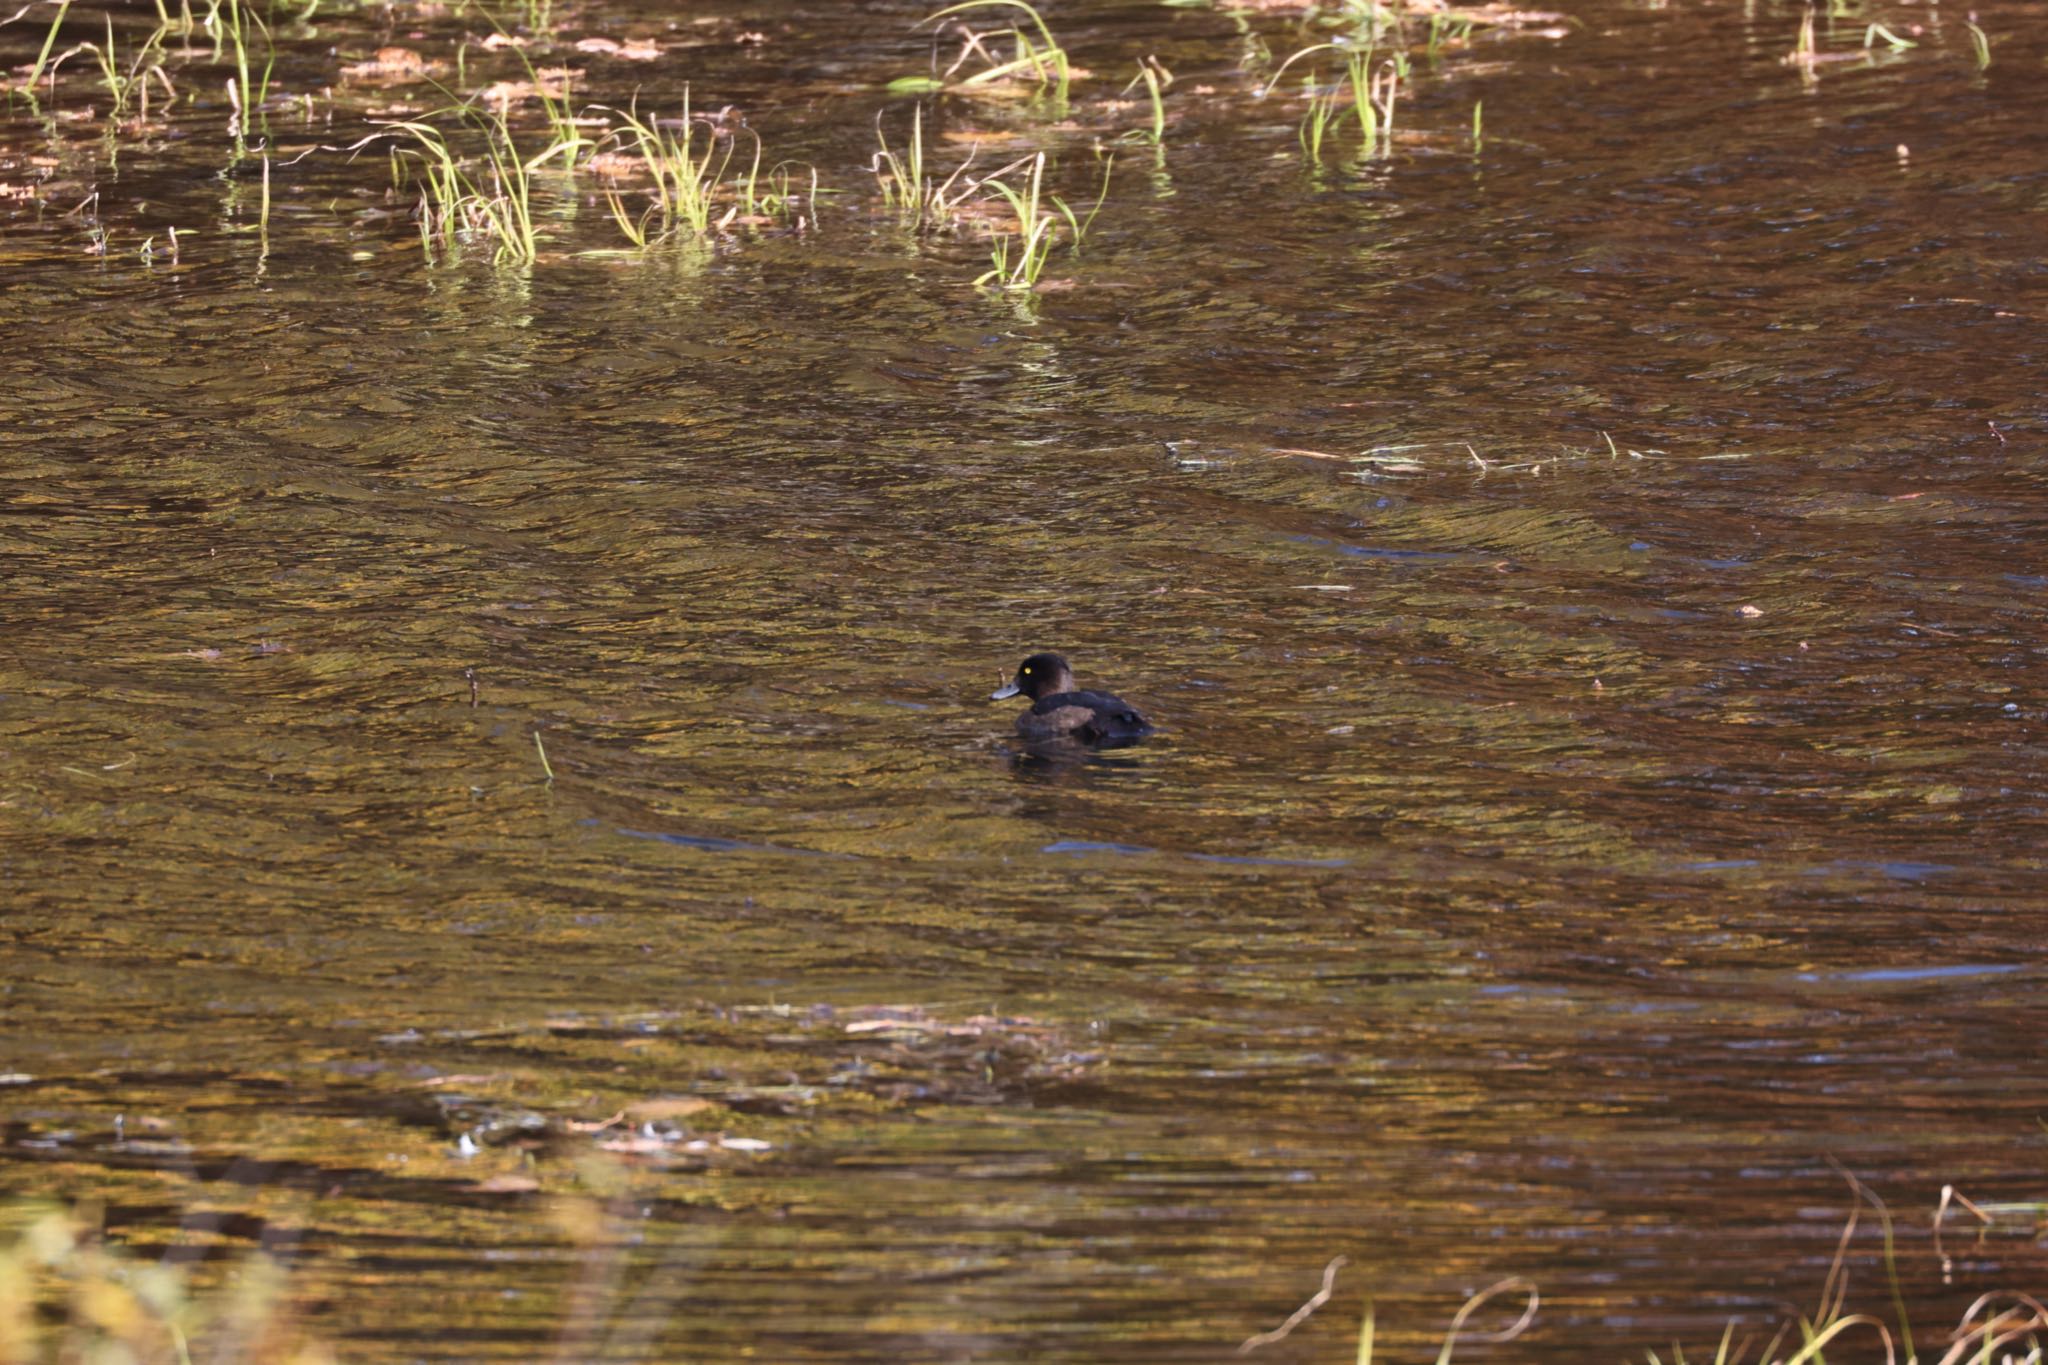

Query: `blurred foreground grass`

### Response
(0, 1201, 331, 1365)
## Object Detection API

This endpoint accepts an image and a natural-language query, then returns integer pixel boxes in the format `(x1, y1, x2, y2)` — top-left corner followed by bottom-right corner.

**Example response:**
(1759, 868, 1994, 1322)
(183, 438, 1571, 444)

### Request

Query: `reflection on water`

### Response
(3, 0, 2047, 1357)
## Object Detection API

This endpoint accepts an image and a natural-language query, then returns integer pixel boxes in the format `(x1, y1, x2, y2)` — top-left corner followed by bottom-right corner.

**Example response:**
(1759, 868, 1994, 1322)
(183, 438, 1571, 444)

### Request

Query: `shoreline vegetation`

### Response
(0, 0, 1992, 281)
(3, 1165, 2043, 1362)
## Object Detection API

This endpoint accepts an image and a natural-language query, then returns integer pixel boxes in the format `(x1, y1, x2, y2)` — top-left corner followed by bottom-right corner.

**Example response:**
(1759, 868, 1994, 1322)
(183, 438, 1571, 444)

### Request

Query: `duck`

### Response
(989, 652, 1154, 748)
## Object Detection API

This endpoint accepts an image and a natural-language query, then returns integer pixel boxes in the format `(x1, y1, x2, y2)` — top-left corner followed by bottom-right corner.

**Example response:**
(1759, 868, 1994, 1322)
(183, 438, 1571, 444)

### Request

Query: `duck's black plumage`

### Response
(990, 652, 1153, 748)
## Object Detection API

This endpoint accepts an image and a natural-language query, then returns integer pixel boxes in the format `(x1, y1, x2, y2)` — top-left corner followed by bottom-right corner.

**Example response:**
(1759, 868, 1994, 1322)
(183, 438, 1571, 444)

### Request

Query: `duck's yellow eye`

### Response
(1022, 666, 1032, 674)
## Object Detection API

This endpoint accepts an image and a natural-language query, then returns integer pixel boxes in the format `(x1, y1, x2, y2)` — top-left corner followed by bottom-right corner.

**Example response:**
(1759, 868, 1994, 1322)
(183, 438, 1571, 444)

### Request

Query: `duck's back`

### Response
(1019, 689, 1153, 747)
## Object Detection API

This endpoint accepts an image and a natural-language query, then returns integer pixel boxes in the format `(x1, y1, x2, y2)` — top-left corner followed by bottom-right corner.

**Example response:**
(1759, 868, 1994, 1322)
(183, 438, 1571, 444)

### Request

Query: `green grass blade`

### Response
(26, 0, 74, 88)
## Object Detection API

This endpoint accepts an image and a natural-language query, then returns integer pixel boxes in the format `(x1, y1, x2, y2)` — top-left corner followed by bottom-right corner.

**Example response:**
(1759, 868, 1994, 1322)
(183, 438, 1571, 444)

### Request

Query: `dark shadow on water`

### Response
(1003, 738, 1158, 779)
(610, 824, 838, 858)
(1041, 838, 1352, 868)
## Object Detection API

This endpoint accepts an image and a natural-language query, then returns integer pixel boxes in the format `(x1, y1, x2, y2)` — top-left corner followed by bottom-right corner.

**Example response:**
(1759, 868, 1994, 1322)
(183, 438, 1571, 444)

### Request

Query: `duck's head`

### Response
(991, 652, 1075, 702)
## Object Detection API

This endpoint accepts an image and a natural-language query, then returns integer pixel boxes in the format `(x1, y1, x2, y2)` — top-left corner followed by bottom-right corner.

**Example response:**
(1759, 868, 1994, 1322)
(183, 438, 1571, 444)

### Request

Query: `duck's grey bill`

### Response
(990, 682, 1021, 701)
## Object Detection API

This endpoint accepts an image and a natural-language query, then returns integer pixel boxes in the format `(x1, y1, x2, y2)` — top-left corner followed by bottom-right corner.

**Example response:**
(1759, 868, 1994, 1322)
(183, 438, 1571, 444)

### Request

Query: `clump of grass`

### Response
(740, 155, 819, 230)
(722, 120, 818, 230)
(873, 106, 983, 231)
(1347, 50, 1399, 154)
(595, 97, 739, 245)
(508, 0, 554, 37)
(0, 1201, 333, 1364)
(907, 0, 1072, 101)
(872, 106, 926, 220)
(151, 0, 197, 42)
(1342, 48, 1378, 145)
(1298, 76, 1340, 163)
(589, 97, 812, 247)
(95, 16, 176, 124)
(1270, 42, 1399, 159)
(376, 106, 577, 265)
(23, 0, 76, 95)
(1787, 7, 1817, 65)
(1330, 0, 1404, 48)
(493, 19, 590, 156)
(205, 0, 273, 145)
(1425, 9, 1474, 56)
(1962, 18, 1991, 69)
(972, 149, 1111, 291)
(1238, 1258, 1537, 1359)
(1238, 1167, 2048, 1364)
(1123, 54, 1172, 144)
(45, 13, 177, 126)
(1639, 1167, 2048, 1365)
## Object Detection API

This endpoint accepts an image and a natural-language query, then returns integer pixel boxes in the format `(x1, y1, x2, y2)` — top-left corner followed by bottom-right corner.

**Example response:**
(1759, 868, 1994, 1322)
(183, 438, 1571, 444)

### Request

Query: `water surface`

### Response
(3, 0, 2046, 1358)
